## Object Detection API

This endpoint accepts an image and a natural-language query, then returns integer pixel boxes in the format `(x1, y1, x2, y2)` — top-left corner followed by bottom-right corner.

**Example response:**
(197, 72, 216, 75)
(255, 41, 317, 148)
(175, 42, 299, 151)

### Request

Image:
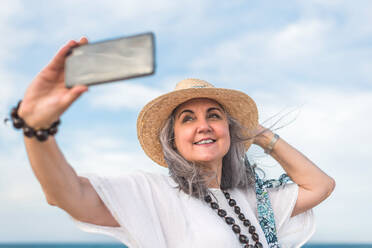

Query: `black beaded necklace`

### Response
(204, 190, 263, 248)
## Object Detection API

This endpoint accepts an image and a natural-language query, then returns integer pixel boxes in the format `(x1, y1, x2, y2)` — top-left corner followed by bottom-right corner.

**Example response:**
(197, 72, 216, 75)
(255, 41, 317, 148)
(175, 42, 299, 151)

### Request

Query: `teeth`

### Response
(195, 139, 214, 145)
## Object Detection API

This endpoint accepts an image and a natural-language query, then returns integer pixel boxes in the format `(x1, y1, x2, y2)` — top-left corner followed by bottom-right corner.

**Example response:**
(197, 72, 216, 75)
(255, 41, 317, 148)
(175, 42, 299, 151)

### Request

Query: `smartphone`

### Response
(65, 32, 155, 88)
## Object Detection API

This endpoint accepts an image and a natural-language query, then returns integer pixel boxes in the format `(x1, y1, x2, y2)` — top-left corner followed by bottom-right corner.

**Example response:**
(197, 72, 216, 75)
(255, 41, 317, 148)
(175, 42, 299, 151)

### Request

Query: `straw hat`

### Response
(137, 78, 258, 167)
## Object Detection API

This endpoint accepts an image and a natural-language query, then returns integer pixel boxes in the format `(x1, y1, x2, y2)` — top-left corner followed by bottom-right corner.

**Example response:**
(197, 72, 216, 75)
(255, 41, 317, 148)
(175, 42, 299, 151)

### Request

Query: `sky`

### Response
(0, 0, 371, 244)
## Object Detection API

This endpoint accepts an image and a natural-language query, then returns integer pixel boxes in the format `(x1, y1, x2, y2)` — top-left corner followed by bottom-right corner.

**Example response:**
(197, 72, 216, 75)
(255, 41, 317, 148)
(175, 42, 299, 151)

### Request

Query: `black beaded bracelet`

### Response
(7, 100, 61, 142)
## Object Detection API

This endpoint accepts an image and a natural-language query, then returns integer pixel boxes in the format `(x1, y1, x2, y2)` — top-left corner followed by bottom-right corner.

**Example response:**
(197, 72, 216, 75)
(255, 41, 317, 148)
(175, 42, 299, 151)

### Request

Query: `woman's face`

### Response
(173, 98, 230, 169)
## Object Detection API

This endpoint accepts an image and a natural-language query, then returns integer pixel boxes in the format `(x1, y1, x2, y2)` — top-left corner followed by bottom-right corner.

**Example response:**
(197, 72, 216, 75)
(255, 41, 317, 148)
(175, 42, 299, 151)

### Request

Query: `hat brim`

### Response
(137, 87, 258, 167)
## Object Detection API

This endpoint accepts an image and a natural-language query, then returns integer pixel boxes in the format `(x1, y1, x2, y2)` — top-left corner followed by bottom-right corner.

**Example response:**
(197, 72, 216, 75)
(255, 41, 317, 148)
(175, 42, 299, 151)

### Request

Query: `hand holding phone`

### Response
(18, 38, 89, 129)
(65, 32, 156, 88)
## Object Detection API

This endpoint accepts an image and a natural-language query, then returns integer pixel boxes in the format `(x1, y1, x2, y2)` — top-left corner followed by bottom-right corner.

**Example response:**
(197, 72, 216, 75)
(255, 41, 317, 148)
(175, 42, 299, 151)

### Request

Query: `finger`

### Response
(60, 85, 88, 108)
(48, 40, 79, 70)
(79, 36, 89, 45)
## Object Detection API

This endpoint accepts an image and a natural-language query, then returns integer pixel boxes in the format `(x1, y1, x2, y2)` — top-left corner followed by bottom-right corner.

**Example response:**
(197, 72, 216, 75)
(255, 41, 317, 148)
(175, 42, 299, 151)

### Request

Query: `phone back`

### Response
(65, 32, 155, 87)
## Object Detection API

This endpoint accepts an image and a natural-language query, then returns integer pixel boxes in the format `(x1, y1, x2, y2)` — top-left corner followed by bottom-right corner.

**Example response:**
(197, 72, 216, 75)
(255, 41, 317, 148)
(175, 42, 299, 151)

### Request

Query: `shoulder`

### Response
(267, 183, 298, 205)
(81, 170, 176, 193)
(130, 170, 177, 188)
(232, 183, 299, 219)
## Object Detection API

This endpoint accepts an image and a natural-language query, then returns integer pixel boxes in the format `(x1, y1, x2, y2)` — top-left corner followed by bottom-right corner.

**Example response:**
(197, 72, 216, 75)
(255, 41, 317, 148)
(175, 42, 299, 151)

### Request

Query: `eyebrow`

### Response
(177, 109, 193, 119)
(177, 107, 223, 119)
(207, 107, 223, 113)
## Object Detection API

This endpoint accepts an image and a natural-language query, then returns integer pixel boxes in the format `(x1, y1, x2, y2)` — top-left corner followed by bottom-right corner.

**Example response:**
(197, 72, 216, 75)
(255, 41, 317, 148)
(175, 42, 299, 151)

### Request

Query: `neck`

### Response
(201, 161, 223, 189)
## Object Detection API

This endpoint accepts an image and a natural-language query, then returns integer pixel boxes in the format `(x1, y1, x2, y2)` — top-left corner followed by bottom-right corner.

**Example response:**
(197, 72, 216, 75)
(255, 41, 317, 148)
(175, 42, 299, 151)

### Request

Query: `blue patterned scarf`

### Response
(254, 169, 292, 248)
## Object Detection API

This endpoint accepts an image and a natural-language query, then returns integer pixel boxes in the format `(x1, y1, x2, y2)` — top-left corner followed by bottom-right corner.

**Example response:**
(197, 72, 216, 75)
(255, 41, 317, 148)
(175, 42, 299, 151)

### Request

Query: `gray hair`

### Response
(159, 107, 256, 200)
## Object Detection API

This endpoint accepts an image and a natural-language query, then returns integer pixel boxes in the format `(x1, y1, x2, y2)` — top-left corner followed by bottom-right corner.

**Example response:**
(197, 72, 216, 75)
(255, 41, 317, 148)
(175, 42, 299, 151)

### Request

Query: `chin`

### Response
(194, 158, 222, 166)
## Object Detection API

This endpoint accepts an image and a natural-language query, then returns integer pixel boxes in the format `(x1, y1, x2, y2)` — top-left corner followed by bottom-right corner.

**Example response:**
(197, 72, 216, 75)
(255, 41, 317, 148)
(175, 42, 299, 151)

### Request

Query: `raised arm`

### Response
(18, 38, 119, 227)
(253, 125, 336, 217)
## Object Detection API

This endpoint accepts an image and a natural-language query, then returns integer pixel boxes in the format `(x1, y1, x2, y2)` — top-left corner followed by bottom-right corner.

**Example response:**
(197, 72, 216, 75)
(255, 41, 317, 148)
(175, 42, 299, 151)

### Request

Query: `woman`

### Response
(13, 37, 335, 248)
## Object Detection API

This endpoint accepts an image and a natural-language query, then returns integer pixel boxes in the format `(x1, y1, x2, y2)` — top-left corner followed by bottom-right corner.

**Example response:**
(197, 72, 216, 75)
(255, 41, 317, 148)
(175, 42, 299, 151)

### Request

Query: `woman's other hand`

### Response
(252, 124, 274, 149)
(18, 37, 89, 129)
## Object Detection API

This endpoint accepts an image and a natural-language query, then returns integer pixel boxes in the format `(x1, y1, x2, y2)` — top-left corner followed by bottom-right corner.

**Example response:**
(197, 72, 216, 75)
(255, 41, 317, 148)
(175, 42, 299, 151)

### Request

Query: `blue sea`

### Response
(0, 244, 372, 248)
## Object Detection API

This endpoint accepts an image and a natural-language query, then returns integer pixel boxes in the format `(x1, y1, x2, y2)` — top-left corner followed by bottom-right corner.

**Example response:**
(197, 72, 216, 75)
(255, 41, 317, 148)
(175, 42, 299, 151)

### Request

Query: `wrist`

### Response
(254, 129, 274, 148)
(9, 100, 61, 142)
(264, 133, 280, 154)
(254, 129, 280, 154)
(18, 102, 58, 129)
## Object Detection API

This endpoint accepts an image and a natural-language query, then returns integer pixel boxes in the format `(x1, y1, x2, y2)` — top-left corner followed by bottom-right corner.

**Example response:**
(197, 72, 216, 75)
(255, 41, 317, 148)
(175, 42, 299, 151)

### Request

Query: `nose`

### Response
(196, 117, 212, 133)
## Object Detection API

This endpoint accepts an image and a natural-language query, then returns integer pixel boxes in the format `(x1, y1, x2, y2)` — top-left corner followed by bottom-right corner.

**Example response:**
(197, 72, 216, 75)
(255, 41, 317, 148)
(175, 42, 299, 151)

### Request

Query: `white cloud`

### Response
(61, 127, 168, 175)
(17, 0, 219, 45)
(251, 85, 372, 164)
(252, 84, 372, 168)
(0, 0, 21, 20)
(0, 1, 37, 141)
(88, 82, 166, 110)
(267, 19, 332, 62)
(0, 142, 45, 206)
(0, 71, 17, 112)
(189, 8, 372, 88)
(297, 0, 372, 43)
(0, 0, 36, 61)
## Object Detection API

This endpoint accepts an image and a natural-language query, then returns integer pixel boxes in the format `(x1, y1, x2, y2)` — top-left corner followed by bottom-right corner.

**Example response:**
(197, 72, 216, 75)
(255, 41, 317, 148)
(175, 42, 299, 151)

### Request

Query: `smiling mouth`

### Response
(194, 139, 216, 145)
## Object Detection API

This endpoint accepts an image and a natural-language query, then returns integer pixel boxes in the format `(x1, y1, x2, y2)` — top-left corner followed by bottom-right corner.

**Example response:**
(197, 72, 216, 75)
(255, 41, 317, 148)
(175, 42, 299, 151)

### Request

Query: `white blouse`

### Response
(71, 170, 315, 248)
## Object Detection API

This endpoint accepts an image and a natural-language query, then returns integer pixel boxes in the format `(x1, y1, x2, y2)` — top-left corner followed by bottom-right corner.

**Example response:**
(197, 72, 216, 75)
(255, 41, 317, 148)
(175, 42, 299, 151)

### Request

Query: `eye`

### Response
(208, 113, 221, 119)
(182, 115, 194, 123)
